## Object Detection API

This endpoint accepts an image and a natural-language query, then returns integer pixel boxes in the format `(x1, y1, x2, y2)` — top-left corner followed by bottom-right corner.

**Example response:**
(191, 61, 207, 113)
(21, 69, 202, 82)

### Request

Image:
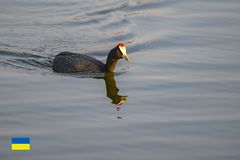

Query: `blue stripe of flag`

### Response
(12, 137, 30, 144)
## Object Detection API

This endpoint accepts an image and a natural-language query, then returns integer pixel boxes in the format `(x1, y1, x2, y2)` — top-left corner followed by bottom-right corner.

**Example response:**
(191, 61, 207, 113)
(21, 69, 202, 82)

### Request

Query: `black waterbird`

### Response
(52, 43, 130, 73)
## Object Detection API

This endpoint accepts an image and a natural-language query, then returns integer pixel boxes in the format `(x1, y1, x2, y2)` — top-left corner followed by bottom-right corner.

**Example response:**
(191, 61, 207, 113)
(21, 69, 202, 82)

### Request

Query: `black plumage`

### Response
(52, 43, 130, 73)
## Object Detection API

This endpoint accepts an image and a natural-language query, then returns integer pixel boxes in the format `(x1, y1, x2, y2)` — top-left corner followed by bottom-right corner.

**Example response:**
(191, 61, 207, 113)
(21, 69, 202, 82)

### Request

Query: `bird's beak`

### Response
(123, 53, 130, 63)
(118, 43, 130, 63)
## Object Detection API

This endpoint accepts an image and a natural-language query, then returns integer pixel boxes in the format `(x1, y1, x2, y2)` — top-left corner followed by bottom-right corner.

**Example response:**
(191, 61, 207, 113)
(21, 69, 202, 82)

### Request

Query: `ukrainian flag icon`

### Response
(11, 137, 30, 151)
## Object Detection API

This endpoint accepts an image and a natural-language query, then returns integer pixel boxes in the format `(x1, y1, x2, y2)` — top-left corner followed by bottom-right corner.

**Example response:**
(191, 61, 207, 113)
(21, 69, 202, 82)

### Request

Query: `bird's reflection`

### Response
(72, 72, 128, 119)
(103, 72, 128, 119)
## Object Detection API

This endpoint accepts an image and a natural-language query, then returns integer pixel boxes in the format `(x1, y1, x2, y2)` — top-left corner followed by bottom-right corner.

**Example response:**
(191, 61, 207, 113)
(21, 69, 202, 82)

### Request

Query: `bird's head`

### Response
(105, 43, 131, 72)
(112, 43, 130, 63)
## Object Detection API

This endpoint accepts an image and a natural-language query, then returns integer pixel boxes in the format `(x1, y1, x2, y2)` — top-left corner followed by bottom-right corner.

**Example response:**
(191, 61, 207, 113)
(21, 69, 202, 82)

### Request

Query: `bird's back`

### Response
(52, 52, 105, 73)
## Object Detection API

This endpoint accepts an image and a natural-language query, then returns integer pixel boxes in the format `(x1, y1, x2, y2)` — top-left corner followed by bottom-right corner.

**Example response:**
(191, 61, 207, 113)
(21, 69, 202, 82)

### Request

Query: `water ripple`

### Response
(0, 50, 52, 72)
(87, 1, 129, 16)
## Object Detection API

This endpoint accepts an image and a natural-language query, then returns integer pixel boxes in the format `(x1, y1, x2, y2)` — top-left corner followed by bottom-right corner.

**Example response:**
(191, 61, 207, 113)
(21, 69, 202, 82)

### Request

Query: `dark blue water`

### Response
(1, 0, 240, 159)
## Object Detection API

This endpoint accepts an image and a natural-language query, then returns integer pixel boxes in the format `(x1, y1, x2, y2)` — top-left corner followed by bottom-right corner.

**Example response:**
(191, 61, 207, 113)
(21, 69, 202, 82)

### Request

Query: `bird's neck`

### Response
(105, 48, 118, 72)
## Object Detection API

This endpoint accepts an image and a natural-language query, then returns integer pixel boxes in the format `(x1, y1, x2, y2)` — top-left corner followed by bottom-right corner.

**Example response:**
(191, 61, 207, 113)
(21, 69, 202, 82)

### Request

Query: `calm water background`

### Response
(1, 0, 240, 159)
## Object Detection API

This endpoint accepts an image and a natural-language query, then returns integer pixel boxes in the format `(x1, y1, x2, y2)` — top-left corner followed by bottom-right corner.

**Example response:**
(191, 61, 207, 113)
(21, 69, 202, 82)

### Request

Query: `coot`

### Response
(52, 43, 130, 73)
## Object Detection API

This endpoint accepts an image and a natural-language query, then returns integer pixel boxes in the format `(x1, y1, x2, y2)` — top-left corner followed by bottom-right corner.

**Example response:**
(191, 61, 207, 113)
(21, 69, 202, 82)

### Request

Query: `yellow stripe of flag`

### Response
(12, 144, 30, 151)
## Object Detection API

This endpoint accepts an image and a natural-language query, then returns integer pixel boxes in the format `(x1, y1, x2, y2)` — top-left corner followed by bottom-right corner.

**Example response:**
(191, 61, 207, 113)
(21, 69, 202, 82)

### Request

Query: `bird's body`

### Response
(52, 52, 105, 73)
(52, 43, 130, 73)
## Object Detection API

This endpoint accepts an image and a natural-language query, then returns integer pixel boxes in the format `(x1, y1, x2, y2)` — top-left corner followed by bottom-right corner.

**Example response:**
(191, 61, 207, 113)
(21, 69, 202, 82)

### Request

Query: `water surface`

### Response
(1, 0, 240, 159)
